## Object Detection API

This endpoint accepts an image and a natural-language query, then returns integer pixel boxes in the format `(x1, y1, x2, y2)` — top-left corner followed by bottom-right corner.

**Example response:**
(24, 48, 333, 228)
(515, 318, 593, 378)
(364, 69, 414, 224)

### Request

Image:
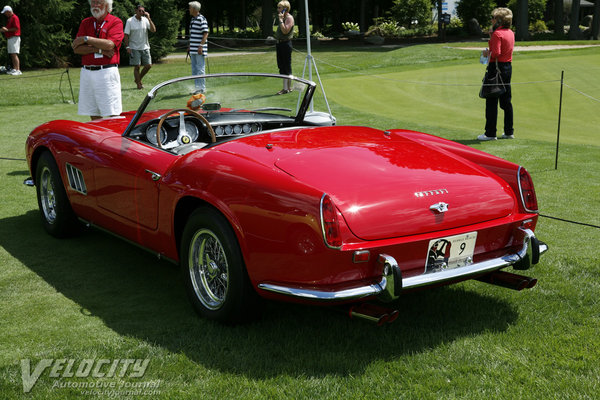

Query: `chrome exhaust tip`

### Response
(347, 303, 399, 326)
(477, 270, 537, 291)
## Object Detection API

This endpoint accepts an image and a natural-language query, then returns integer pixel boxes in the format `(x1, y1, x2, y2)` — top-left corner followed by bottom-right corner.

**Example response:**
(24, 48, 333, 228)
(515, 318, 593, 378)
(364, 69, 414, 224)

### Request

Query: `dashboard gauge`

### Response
(251, 123, 260, 132)
(224, 125, 233, 135)
(242, 124, 251, 134)
(184, 120, 199, 142)
(215, 126, 224, 136)
(146, 123, 168, 145)
(233, 124, 242, 135)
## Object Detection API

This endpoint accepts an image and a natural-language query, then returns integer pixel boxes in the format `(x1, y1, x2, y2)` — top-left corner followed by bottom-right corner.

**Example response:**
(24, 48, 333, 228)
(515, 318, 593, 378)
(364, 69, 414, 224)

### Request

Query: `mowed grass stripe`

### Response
(324, 51, 600, 145)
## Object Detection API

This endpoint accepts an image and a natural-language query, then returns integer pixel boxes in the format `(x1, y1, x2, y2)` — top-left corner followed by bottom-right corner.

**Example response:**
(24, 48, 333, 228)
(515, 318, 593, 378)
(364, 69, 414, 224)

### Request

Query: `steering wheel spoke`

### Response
(156, 108, 217, 149)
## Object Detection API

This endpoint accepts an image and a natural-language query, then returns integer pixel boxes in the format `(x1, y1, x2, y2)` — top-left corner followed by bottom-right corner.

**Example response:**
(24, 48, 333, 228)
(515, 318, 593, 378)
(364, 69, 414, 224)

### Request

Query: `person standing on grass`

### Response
(1, 5, 21, 75)
(72, 0, 124, 120)
(188, 1, 208, 94)
(275, 1, 294, 94)
(124, 4, 156, 90)
(478, 7, 515, 141)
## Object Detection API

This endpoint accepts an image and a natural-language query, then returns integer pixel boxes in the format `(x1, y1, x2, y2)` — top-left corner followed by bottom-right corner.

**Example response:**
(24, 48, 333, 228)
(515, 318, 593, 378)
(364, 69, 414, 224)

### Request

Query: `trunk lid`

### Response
(273, 128, 515, 240)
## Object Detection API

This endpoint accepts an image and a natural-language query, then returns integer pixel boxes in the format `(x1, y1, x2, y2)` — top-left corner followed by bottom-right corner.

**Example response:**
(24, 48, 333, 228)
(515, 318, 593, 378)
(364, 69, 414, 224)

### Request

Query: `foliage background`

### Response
(456, 0, 497, 29)
(0, 0, 181, 68)
(507, 0, 547, 24)
(391, 0, 433, 27)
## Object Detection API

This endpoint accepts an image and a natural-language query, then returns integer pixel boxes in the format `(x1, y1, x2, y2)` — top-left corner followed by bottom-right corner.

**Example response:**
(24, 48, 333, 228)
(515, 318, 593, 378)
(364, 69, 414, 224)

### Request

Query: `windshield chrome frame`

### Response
(122, 73, 317, 138)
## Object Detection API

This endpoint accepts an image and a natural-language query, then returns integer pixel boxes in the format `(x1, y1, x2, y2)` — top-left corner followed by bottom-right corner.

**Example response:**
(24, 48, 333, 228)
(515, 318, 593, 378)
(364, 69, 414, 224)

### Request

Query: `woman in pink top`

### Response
(478, 8, 515, 141)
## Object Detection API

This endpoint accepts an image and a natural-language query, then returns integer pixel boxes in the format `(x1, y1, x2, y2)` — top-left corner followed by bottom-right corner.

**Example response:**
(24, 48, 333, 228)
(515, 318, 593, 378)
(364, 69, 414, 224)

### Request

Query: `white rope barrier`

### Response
(563, 83, 600, 103)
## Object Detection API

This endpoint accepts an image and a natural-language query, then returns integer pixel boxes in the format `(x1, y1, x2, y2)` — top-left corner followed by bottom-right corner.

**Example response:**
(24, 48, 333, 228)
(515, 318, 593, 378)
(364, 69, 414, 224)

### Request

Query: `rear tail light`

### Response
(320, 194, 342, 249)
(518, 167, 538, 213)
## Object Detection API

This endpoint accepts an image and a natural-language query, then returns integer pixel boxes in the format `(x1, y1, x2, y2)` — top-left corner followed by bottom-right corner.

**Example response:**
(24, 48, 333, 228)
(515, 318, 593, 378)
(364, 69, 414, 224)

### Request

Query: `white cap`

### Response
(1, 5, 12, 14)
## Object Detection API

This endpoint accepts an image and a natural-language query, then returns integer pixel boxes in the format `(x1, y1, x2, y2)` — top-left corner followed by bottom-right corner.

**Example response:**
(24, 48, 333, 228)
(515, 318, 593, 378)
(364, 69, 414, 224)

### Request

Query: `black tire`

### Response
(35, 151, 80, 238)
(180, 207, 260, 323)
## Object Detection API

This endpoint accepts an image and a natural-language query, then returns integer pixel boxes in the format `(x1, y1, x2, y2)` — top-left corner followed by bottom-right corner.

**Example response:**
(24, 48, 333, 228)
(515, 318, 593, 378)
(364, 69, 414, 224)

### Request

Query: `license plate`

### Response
(425, 232, 477, 273)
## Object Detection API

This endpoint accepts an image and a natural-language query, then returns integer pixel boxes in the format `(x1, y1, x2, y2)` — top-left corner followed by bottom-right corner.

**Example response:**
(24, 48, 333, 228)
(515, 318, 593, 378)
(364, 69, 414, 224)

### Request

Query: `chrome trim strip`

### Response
(257, 228, 547, 301)
(257, 281, 386, 301)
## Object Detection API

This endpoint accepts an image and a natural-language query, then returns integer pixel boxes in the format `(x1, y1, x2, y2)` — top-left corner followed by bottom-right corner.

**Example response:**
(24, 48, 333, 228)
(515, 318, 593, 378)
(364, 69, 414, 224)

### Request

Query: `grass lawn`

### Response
(0, 42, 599, 399)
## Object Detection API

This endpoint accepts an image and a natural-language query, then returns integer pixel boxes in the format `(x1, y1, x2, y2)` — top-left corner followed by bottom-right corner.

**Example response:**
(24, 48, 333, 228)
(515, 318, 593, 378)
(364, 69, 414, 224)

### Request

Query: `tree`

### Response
(514, 0, 529, 40)
(260, 0, 272, 37)
(508, 0, 545, 24)
(391, 0, 432, 28)
(0, 0, 181, 69)
(554, 0, 565, 36)
(568, 0, 581, 39)
(0, 0, 77, 68)
(456, 0, 496, 31)
(592, 0, 600, 39)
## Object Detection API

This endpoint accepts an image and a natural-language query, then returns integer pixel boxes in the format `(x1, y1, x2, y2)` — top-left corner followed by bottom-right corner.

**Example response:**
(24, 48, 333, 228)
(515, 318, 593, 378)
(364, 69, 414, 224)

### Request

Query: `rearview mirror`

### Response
(202, 103, 221, 111)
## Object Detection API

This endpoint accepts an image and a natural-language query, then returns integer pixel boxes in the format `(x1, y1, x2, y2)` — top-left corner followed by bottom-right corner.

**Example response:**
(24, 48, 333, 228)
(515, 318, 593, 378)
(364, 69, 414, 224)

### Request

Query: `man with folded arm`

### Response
(72, 0, 124, 120)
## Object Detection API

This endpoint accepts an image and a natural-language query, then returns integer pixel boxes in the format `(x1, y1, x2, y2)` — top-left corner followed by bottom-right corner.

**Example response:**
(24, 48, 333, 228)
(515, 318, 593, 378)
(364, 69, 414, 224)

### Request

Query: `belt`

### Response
(83, 64, 118, 71)
(277, 39, 290, 43)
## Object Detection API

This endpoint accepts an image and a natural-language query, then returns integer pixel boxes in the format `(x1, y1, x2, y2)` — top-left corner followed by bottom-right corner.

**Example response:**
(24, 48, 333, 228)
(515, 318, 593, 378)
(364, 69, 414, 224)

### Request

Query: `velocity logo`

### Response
(20, 358, 150, 393)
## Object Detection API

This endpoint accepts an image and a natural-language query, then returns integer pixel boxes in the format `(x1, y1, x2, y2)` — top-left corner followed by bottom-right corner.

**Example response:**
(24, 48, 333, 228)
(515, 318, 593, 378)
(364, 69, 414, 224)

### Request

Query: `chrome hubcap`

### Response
(189, 229, 229, 310)
(40, 167, 57, 224)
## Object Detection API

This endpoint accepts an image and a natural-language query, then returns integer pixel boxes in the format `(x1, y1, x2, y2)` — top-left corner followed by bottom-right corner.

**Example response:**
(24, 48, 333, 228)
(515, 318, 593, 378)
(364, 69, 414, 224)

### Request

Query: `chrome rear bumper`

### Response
(258, 228, 548, 302)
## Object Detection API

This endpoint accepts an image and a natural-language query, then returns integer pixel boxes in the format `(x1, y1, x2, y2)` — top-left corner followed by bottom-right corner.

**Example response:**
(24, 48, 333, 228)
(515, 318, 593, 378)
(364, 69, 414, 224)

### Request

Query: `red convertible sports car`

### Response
(25, 73, 547, 324)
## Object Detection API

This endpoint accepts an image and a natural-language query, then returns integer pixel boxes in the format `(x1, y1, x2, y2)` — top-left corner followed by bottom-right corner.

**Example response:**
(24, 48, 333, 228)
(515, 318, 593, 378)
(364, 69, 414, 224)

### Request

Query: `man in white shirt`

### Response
(124, 4, 156, 89)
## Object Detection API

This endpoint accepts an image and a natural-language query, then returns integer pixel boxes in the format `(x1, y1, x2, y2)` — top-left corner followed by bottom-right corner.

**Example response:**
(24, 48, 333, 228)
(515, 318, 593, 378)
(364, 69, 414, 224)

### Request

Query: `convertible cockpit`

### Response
(125, 73, 334, 154)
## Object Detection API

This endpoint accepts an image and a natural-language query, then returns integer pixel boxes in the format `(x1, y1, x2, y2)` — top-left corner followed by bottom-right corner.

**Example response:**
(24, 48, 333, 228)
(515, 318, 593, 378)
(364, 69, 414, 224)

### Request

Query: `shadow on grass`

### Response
(7, 169, 29, 176)
(1, 211, 519, 378)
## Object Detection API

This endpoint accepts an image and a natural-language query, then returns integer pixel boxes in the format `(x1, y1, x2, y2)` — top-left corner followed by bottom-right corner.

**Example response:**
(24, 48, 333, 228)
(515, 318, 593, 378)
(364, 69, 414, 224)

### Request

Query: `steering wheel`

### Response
(156, 108, 216, 148)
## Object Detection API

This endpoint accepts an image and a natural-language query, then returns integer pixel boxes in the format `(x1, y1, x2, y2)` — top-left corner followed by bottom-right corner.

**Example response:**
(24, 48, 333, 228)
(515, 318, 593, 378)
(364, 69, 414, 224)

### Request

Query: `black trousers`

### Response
(276, 41, 292, 75)
(485, 62, 513, 137)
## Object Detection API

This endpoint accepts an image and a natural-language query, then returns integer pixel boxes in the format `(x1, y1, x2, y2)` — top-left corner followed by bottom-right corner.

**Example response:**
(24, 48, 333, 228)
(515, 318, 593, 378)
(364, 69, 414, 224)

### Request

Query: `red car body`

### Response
(25, 74, 547, 323)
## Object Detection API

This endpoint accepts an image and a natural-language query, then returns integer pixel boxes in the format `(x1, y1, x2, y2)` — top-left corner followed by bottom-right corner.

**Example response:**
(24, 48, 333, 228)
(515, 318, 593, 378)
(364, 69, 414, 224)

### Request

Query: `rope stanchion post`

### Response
(555, 70, 564, 170)
(59, 69, 76, 104)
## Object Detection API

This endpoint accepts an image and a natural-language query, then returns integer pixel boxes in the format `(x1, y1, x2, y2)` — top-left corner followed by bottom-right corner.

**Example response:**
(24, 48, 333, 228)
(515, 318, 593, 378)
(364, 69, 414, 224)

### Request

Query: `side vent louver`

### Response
(65, 163, 87, 195)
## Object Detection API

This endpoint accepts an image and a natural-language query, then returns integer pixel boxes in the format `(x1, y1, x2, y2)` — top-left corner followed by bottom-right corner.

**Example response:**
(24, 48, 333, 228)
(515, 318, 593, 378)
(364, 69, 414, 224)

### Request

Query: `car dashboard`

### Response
(129, 110, 298, 152)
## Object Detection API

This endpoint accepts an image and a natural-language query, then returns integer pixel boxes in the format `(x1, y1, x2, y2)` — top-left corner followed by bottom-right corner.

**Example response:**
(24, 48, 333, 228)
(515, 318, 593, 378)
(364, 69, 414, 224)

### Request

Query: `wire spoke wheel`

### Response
(188, 229, 229, 310)
(180, 207, 260, 323)
(34, 151, 80, 237)
(39, 166, 57, 224)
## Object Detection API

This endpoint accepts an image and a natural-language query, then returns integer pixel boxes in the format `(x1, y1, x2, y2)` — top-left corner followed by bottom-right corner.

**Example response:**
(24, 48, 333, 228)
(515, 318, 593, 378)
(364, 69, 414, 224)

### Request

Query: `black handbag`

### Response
(479, 60, 506, 99)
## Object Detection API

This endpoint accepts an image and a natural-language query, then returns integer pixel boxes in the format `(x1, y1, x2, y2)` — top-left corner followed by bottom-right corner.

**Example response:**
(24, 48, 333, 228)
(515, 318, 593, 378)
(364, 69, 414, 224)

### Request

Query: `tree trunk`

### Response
(360, 0, 367, 32)
(298, 0, 307, 38)
(261, 0, 273, 37)
(241, 0, 246, 30)
(515, 0, 529, 40)
(437, 0, 444, 41)
(568, 0, 581, 39)
(592, 0, 600, 39)
(554, 0, 564, 36)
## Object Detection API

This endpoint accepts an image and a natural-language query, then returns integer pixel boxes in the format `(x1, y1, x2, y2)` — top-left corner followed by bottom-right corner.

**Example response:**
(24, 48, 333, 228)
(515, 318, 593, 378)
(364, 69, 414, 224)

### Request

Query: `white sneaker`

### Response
(477, 134, 497, 141)
(8, 69, 22, 75)
(500, 133, 515, 139)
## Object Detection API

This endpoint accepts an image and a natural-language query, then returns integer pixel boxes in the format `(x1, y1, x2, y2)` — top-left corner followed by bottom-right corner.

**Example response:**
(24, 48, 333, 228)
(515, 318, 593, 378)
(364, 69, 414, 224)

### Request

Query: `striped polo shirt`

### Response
(189, 14, 208, 55)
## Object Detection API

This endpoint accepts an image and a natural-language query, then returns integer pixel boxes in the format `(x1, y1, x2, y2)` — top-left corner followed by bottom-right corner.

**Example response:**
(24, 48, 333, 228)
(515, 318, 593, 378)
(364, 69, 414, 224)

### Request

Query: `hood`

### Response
(273, 127, 515, 240)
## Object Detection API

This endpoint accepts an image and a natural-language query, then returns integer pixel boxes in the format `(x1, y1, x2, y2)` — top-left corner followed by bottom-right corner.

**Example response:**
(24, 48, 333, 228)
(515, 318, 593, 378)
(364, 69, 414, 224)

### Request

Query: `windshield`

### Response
(135, 73, 314, 125)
